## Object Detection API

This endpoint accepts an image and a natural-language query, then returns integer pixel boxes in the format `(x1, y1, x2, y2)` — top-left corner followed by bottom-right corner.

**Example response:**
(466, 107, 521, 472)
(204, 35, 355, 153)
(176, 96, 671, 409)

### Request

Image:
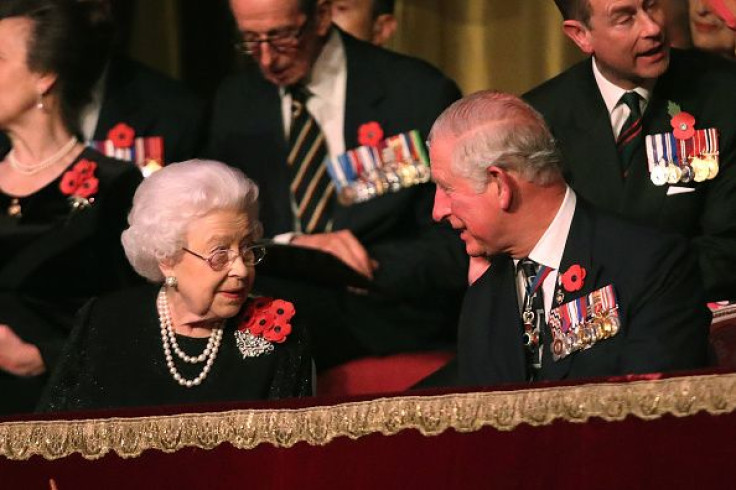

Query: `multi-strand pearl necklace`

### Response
(156, 288, 223, 388)
(7, 137, 78, 175)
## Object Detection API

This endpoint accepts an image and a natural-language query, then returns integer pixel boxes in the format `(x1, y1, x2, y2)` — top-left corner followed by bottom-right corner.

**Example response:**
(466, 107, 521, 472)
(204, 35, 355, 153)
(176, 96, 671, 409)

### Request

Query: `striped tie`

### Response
(287, 86, 334, 233)
(616, 91, 643, 176)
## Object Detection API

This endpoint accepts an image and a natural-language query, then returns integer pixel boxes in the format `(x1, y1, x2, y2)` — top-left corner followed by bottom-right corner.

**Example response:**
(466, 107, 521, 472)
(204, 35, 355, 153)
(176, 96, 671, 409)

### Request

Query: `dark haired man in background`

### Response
(331, 0, 396, 46)
(524, 0, 736, 301)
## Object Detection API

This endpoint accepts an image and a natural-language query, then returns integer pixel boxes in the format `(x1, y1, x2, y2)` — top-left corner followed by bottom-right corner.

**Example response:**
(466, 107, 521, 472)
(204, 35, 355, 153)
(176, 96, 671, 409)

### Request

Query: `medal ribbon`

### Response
(661, 132, 671, 164)
(665, 132, 677, 165)
(524, 265, 551, 302)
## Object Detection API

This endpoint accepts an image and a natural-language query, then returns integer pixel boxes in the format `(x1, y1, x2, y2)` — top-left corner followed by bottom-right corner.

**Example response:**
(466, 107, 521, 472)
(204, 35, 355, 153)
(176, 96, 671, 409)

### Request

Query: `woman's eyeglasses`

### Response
(182, 245, 267, 271)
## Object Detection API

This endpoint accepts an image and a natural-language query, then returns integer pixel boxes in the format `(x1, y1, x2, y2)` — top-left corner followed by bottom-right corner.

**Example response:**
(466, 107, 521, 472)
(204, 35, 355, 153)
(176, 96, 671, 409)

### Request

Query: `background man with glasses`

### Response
(206, 0, 467, 370)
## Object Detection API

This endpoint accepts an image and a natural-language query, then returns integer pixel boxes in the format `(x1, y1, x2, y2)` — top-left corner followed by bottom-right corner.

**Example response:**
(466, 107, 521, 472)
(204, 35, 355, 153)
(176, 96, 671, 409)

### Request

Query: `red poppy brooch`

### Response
(357, 121, 384, 147)
(59, 159, 99, 212)
(668, 101, 696, 141)
(235, 297, 295, 358)
(108, 122, 136, 148)
(560, 264, 586, 293)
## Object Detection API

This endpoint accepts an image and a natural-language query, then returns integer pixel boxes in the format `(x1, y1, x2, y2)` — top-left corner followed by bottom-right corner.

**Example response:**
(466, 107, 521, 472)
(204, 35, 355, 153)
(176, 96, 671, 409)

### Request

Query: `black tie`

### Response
(616, 91, 643, 176)
(287, 86, 334, 233)
(518, 258, 545, 381)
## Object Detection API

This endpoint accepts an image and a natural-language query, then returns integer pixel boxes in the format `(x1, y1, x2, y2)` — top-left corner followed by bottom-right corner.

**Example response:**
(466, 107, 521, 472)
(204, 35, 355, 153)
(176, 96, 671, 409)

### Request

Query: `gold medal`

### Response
(666, 163, 682, 184)
(690, 157, 710, 183)
(704, 153, 719, 179)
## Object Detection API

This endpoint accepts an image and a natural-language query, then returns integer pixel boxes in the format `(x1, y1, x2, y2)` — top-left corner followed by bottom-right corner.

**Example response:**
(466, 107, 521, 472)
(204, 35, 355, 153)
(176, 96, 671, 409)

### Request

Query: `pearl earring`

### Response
(36, 93, 45, 110)
(165, 276, 178, 289)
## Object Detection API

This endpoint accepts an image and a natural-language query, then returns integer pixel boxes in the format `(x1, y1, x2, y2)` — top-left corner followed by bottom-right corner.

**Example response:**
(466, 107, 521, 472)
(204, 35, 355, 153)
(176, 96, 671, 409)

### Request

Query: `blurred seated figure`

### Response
(39, 161, 312, 412)
(83, 0, 206, 168)
(662, 0, 693, 48)
(690, 0, 736, 58)
(0, 0, 142, 416)
(208, 0, 466, 371)
(331, 0, 396, 46)
(426, 91, 710, 387)
(0, 0, 206, 170)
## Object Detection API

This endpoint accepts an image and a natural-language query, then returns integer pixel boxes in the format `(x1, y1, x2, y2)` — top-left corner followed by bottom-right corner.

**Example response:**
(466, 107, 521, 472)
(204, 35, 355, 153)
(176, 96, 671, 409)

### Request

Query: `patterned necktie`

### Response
(287, 86, 334, 234)
(616, 91, 643, 176)
(518, 258, 546, 381)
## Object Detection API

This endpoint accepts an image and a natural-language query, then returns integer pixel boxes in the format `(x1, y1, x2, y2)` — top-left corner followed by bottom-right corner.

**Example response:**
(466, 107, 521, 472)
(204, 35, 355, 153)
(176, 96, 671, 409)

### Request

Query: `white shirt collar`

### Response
(80, 64, 108, 142)
(279, 28, 347, 156)
(592, 56, 651, 115)
(527, 185, 577, 271)
(304, 28, 344, 102)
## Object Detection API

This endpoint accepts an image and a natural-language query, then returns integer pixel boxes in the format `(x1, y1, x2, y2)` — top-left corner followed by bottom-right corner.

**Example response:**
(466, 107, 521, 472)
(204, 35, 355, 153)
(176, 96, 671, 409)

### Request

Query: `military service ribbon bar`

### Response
(548, 284, 620, 361)
(327, 129, 431, 205)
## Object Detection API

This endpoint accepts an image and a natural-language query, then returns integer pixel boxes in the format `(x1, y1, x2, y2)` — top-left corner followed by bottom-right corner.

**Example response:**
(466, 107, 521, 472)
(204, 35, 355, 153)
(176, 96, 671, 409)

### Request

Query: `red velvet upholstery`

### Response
(709, 302, 736, 368)
(317, 351, 454, 396)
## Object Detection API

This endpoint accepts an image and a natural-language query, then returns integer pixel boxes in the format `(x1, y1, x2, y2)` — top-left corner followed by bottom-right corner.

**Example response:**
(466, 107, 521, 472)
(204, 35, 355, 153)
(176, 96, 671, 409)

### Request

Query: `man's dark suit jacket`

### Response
(206, 29, 467, 367)
(457, 199, 710, 387)
(524, 49, 736, 301)
(93, 56, 206, 164)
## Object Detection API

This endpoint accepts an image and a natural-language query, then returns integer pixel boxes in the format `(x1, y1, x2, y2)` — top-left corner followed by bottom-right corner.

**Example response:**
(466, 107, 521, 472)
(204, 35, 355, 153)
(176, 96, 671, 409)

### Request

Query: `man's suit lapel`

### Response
(619, 77, 671, 221)
(333, 32, 387, 229)
(562, 61, 625, 211)
(94, 57, 149, 140)
(458, 255, 527, 385)
(541, 201, 598, 381)
(238, 73, 292, 235)
(342, 33, 386, 150)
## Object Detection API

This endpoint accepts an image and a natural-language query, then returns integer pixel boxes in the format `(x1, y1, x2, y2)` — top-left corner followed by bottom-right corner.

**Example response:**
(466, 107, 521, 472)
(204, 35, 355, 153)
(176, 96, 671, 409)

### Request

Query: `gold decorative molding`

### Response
(2, 373, 735, 461)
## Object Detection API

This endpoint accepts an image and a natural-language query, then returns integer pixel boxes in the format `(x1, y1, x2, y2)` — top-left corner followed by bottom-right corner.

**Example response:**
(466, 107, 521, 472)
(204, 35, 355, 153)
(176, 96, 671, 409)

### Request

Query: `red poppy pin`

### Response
(235, 297, 295, 358)
(560, 264, 586, 293)
(59, 159, 99, 211)
(668, 101, 696, 140)
(108, 122, 136, 148)
(357, 121, 384, 147)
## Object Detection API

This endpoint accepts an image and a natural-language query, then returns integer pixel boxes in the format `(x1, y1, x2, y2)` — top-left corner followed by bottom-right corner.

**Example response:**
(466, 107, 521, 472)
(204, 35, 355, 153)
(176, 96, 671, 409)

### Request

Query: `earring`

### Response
(36, 93, 45, 110)
(165, 276, 178, 289)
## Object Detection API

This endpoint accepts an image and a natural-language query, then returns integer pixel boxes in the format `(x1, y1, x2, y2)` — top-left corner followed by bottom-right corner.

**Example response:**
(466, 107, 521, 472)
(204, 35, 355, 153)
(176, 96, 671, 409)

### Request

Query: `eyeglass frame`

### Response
(182, 244, 267, 271)
(234, 15, 313, 56)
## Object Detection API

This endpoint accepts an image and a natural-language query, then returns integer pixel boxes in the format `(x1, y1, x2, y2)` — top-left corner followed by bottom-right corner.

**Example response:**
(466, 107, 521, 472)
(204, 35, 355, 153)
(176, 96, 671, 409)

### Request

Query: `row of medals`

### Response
(650, 152, 719, 186)
(550, 309, 621, 360)
(338, 161, 430, 205)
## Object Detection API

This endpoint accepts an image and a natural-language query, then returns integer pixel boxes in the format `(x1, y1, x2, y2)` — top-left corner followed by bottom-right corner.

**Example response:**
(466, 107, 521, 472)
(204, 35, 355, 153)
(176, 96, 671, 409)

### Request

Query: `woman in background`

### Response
(0, 0, 141, 415)
(39, 161, 312, 412)
(690, 0, 736, 59)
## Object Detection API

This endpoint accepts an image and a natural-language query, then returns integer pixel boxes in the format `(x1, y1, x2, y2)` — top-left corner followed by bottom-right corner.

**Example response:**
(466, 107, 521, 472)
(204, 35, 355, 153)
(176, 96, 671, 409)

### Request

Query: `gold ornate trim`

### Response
(2, 372, 735, 461)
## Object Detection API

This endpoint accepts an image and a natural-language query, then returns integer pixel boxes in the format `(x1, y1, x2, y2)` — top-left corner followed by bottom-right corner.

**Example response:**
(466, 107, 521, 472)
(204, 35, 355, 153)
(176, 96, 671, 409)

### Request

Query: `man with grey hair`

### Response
(428, 91, 710, 386)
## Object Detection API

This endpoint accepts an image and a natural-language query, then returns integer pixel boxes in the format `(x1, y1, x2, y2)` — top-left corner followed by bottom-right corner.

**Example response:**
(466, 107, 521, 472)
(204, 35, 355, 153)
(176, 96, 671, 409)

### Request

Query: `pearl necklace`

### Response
(7, 137, 78, 175)
(156, 287, 223, 388)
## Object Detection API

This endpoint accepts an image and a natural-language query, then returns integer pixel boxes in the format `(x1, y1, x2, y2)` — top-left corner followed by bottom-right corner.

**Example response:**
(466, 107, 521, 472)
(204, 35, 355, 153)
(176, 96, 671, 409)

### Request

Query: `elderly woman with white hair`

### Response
(39, 160, 312, 412)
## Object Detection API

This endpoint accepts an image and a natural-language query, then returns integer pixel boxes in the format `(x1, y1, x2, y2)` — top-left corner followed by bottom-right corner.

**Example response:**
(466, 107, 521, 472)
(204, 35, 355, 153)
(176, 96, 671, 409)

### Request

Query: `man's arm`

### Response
(621, 238, 711, 373)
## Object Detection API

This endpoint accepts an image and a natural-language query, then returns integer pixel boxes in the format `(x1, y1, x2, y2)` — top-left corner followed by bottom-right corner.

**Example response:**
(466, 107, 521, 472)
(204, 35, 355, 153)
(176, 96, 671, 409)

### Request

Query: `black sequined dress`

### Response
(38, 285, 312, 412)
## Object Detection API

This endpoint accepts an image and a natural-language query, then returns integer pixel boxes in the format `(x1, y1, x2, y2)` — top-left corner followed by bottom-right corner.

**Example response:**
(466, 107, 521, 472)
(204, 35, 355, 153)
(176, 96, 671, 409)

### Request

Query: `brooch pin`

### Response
(234, 297, 295, 358)
(59, 159, 99, 212)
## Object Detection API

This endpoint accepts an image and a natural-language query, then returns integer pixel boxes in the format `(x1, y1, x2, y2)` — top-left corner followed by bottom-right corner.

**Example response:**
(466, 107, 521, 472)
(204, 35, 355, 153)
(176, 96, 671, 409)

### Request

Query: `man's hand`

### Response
(291, 230, 377, 279)
(468, 256, 491, 285)
(0, 324, 45, 377)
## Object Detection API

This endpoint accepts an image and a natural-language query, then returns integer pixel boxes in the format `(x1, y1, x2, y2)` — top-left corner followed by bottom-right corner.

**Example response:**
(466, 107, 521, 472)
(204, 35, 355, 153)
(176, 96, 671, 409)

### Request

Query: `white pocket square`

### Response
(667, 186, 696, 196)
